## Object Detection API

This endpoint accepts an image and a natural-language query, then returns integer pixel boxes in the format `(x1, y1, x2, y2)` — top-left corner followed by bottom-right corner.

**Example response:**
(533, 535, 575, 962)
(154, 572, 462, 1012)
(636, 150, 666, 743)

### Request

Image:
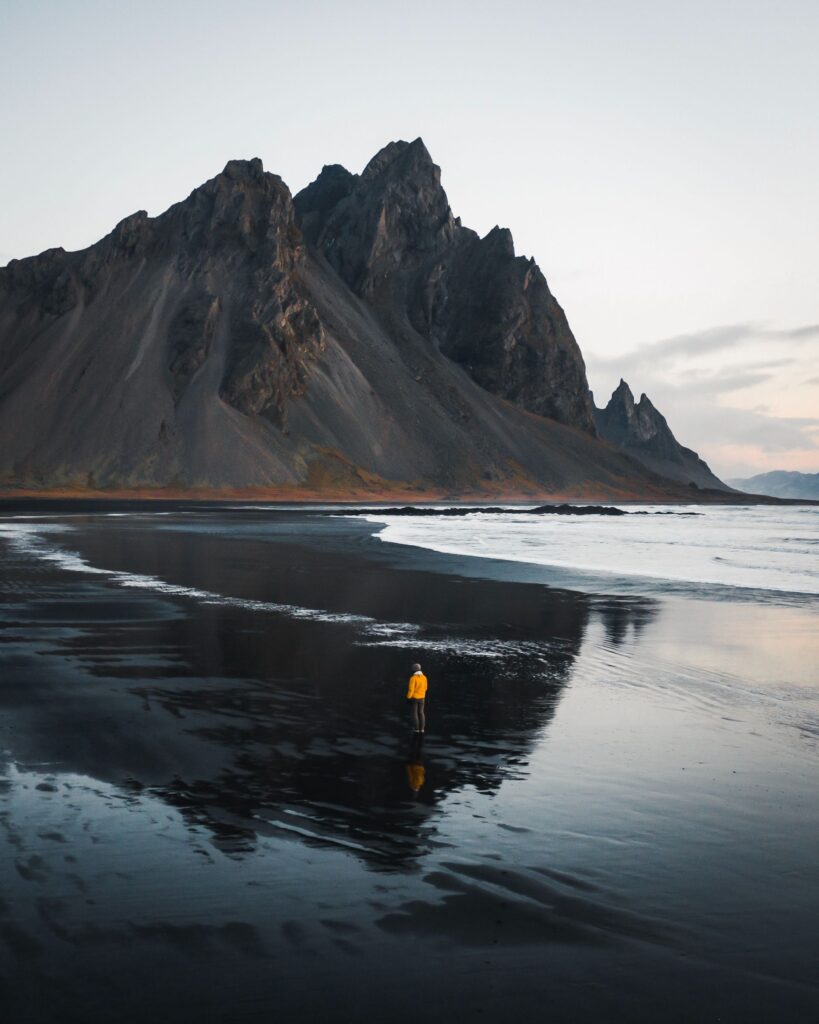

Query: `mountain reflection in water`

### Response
(0, 509, 655, 869)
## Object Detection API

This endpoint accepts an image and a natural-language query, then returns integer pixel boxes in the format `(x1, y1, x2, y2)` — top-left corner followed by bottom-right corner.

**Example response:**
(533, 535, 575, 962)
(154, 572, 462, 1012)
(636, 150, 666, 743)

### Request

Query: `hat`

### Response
(412, 663, 421, 671)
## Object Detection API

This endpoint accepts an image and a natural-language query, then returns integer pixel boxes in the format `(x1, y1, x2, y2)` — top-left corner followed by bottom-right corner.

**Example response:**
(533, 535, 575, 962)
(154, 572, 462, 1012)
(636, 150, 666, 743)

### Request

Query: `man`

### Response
(406, 662, 428, 733)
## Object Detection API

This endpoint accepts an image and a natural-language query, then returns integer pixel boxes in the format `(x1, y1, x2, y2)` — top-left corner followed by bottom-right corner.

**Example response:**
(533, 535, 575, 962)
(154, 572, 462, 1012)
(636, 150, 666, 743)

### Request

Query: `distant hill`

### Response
(728, 471, 819, 499)
(594, 380, 730, 491)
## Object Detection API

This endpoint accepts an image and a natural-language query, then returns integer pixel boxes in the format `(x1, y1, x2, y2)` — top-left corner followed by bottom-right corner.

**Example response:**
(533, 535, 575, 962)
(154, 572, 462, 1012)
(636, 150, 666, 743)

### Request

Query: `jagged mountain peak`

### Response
(295, 143, 434, 209)
(293, 164, 356, 231)
(604, 379, 664, 434)
(361, 137, 436, 182)
(186, 157, 292, 210)
(610, 377, 635, 404)
(0, 139, 689, 494)
(171, 158, 293, 225)
(75, 159, 299, 270)
(293, 138, 455, 301)
(220, 156, 266, 182)
(292, 140, 594, 431)
(595, 381, 728, 490)
(152, 157, 299, 262)
(482, 226, 515, 257)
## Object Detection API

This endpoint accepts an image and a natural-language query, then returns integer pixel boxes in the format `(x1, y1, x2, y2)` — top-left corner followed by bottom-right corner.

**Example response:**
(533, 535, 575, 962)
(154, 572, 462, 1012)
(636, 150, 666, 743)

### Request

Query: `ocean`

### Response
(363, 503, 819, 599)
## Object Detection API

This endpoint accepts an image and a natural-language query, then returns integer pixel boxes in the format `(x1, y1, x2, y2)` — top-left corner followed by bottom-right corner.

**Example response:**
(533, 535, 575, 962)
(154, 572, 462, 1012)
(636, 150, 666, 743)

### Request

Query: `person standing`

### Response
(406, 662, 428, 733)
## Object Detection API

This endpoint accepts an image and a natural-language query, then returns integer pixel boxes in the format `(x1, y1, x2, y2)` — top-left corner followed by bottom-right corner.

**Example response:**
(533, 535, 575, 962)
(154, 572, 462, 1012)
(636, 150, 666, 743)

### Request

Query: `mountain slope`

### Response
(594, 380, 730, 491)
(0, 140, 706, 498)
(728, 471, 819, 499)
(295, 139, 595, 431)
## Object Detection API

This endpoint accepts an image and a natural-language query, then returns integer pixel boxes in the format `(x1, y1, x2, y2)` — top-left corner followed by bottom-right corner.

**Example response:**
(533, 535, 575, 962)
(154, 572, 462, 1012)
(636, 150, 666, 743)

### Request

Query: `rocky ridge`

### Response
(0, 139, 716, 497)
(594, 380, 729, 490)
(295, 139, 595, 430)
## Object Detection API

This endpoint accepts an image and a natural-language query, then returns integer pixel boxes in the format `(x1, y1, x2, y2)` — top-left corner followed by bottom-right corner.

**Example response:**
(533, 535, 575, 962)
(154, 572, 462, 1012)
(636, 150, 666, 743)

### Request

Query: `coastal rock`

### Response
(594, 380, 729, 490)
(337, 504, 630, 516)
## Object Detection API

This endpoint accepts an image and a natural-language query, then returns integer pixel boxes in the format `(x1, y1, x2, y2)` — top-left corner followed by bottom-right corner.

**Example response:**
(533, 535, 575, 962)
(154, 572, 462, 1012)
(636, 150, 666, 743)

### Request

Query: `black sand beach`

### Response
(1, 504, 817, 1023)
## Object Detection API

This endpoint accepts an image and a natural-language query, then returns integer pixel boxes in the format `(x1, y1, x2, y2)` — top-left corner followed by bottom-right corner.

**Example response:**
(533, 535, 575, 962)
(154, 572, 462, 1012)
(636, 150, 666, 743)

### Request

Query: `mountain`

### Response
(594, 380, 730, 491)
(728, 471, 819, 500)
(0, 139, 716, 498)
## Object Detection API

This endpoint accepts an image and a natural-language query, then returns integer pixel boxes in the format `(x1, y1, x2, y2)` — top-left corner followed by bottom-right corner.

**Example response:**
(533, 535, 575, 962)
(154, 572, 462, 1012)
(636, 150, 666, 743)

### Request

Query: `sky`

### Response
(1, 0, 817, 479)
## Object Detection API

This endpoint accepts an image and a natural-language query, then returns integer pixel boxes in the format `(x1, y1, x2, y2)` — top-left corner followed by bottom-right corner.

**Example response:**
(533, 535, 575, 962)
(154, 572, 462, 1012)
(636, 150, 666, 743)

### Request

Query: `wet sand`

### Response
(1, 504, 817, 1023)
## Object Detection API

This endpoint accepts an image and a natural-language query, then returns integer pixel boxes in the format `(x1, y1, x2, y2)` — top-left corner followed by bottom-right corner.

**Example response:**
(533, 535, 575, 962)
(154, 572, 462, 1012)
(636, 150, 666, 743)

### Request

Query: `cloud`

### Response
(671, 368, 780, 397)
(591, 323, 755, 374)
(783, 324, 819, 340)
(591, 361, 793, 404)
(651, 396, 818, 453)
(651, 323, 756, 360)
(590, 320, 819, 376)
(645, 391, 819, 477)
(587, 320, 819, 477)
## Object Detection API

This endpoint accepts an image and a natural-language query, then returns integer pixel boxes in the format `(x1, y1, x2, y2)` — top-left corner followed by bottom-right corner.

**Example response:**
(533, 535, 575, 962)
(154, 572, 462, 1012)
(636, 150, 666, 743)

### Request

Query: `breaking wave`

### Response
(361, 505, 819, 600)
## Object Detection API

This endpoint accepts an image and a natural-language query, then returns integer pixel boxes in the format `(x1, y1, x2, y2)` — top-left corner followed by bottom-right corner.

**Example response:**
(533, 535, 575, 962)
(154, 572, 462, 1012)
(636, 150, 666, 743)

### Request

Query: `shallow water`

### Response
(365, 504, 819, 598)
(0, 503, 817, 1023)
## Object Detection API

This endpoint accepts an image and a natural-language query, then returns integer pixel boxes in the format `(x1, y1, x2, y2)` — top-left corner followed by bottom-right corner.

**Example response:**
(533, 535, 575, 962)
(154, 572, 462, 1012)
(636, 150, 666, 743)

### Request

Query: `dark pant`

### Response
(410, 698, 425, 732)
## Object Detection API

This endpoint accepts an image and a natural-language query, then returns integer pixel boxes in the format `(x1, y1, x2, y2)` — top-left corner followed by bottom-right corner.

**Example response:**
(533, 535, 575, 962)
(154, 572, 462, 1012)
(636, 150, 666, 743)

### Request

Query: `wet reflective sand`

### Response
(1, 505, 817, 1023)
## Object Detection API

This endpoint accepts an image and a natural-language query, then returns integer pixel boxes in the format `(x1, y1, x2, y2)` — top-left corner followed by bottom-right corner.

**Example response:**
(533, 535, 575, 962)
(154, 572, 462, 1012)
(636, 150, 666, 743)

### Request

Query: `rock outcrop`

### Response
(594, 380, 729, 491)
(0, 139, 703, 497)
(295, 139, 595, 430)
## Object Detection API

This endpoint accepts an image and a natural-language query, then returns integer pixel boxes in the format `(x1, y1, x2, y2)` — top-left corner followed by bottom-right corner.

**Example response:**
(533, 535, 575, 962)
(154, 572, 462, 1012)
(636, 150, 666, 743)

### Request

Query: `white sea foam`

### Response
(0, 520, 561, 661)
(363, 505, 819, 598)
(0, 522, 379, 627)
(356, 635, 559, 659)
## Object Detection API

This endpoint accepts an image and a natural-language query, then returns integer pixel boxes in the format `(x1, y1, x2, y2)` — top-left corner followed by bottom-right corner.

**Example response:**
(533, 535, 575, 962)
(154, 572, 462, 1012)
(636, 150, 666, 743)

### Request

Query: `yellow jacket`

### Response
(406, 671, 428, 699)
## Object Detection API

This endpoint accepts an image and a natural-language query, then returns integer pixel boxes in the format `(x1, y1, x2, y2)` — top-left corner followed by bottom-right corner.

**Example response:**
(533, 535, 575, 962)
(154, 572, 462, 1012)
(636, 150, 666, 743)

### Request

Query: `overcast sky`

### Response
(2, 0, 817, 478)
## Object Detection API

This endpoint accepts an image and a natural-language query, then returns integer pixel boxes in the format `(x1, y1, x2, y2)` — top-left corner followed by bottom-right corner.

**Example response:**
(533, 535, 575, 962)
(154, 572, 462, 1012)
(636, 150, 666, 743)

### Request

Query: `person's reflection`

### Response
(405, 735, 425, 794)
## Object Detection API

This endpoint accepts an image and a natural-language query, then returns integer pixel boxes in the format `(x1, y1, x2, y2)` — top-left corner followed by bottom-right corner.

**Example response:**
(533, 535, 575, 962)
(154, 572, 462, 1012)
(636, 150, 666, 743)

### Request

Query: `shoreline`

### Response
(1, 506, 817, 1023)
(0, 489, 815, 507)
(2, 502, 815, 608)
